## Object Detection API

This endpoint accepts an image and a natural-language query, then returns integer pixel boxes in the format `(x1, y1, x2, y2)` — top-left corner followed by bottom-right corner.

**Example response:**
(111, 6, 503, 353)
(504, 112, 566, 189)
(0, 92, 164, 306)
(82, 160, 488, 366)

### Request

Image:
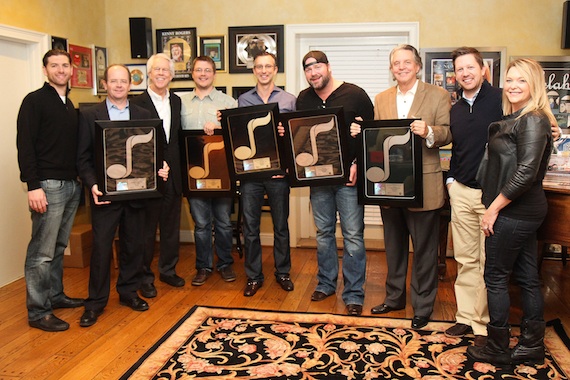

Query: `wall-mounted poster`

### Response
(156, 28, 197, 81)
(199, 35, 225, 72)
(228, 25, 284, 73)
(69, 44, 93, 89)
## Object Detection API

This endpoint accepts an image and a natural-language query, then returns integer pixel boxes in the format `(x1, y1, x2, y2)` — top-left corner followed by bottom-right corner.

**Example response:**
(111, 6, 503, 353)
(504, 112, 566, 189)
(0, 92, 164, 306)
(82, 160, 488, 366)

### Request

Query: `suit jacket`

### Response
(77, 100, 152, 194)
(130, 91, 182, 195)
(374, 80, 451, 211)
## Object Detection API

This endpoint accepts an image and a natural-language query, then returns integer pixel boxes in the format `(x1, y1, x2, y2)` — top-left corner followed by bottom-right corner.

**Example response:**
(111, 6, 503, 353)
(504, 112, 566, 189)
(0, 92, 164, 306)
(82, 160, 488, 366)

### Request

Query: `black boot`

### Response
(511, 320, 545, 365)
(467, 324, 511, 365)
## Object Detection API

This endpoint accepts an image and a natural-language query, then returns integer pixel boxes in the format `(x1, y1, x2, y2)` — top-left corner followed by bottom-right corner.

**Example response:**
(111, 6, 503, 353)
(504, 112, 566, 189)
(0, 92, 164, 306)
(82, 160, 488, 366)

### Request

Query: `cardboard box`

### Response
(64, 224, 92, 268)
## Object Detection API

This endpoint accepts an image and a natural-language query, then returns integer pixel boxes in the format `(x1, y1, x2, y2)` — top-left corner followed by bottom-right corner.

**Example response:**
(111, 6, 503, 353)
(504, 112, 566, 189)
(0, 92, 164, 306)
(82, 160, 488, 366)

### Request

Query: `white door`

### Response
(0, 25, 48, 286)
(285, 23, 419, 246)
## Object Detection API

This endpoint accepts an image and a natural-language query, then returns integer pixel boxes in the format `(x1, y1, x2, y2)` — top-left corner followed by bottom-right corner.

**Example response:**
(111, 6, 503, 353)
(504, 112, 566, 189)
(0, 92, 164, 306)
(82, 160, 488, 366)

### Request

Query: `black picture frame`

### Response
(220, 103, 284, 180)
(421, 47, 506, 105)
(356, 119, 423, 207)
(199, 35, 225, 72)
(156, 27, 198, 81)
(51, 35, 68, 51)
(228, 25, 284, 73)
(94, 119, 164, 202)
(180, 130, 235, 197)
(280, 107, 349, 187)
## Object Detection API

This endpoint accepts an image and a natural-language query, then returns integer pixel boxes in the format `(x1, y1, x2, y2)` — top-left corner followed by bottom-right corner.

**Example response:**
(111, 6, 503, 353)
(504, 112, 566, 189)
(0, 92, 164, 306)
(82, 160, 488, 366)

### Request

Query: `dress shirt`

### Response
(106, 98, 130, 121)
(180, 88, 237, 130)
(148, 87, 172, 142)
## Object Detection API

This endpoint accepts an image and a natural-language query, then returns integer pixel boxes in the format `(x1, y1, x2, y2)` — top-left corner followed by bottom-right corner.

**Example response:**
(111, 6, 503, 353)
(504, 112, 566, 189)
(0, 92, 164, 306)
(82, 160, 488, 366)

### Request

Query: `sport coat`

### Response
(77, 100, 152, 192)
(374, 80, 451, 211)
(130, 90, 183, 195)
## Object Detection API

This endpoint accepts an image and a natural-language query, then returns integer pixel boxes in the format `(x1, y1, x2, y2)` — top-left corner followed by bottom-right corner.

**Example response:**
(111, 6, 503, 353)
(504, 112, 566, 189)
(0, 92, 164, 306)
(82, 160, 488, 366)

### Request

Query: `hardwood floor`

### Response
(0, 244, 568, 379)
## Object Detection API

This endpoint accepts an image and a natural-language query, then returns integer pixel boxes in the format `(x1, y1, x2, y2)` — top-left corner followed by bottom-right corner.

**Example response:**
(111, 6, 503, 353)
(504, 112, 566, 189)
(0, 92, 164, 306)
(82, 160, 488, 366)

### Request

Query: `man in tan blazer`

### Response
(368, 44, 451, 329)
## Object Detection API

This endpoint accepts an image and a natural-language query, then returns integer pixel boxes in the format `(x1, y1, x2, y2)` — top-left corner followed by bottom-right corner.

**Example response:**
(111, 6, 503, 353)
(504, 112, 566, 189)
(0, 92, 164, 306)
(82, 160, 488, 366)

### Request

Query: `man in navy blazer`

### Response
(130, 54, 184, 297)
(76, 64, 168, 327)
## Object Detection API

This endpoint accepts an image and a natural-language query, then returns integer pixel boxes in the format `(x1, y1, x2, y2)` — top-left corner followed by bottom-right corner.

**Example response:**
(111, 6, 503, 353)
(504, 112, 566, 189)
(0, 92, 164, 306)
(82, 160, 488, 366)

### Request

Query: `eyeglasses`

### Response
(253, 64, 275, 71)
(193, 68, 213, 73)
(152, 67, 170, 74)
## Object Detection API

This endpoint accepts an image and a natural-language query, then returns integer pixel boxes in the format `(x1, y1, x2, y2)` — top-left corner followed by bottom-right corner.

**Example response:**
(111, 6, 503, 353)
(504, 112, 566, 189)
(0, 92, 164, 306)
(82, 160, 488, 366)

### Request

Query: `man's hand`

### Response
(277, 122, 285, 137)
(350, 117, 363, 137)
(158, 161, 170, 181)
(346, 162, 357, 186)
(28, 188, 48, 213)
(410, 120, 429, 138)
(204, 121, 220, 136)
(91, 184, 111, 205)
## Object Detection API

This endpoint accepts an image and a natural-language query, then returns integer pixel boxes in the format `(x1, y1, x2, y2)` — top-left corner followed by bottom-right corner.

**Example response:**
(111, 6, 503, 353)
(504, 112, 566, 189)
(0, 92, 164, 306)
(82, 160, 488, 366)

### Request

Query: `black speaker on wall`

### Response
(563, 1, 570, 49)
(129, 17, 153, 58)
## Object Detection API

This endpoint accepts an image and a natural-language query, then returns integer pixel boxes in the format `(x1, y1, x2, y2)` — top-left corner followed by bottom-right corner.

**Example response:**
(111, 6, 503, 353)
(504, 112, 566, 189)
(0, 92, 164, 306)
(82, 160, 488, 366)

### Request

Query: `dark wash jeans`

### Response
(484, 214, 544, 327)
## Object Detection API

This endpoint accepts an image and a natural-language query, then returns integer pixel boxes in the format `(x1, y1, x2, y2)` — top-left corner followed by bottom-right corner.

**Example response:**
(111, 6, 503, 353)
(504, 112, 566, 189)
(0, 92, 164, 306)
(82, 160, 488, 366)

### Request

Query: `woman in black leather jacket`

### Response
(467, 58, 557, 367)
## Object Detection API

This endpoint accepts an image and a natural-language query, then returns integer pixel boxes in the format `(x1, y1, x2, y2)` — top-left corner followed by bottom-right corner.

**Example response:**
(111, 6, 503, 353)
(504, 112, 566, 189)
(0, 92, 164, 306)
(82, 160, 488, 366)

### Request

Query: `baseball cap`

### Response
(302, 51, 329, 69)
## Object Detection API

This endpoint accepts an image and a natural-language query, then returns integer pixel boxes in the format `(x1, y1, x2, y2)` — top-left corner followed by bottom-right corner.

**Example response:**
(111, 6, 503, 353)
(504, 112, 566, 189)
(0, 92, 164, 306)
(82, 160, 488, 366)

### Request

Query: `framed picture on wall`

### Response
(69, 44, 93, 89)
(180, 130, 235, 197)
(228, 25, 284, 73)
(512, 56, 570, 129)
(125, 64, 148, 92)
(421, 47, 506, 104)
(92, 45, 107, 95)
(156, 27, 197, 80)
(94, 119, 165, 202)
(51, 35, 68, 51)
(356, 119, 423, 207)
(199, 35, 225, 72)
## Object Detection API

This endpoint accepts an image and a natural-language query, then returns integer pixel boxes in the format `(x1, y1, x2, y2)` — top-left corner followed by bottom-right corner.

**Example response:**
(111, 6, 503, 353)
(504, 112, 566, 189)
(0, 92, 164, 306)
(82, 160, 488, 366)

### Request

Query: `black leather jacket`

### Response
(477, 109, 552, 220)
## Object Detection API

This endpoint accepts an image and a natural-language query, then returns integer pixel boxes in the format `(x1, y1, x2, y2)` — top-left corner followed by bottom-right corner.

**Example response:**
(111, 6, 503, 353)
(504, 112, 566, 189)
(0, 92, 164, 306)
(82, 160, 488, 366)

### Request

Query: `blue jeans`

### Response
(241, 179, 291, 282)
(310, 185, 365, 305)
(188, 197, 233, 271)
(25, 179, 81, 321)
(484, 214, 544, 327)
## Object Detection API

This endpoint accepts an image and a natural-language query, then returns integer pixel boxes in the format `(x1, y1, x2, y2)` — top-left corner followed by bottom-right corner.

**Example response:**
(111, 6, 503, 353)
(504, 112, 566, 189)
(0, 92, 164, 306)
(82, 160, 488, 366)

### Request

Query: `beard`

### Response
(310, 72, 331, 90)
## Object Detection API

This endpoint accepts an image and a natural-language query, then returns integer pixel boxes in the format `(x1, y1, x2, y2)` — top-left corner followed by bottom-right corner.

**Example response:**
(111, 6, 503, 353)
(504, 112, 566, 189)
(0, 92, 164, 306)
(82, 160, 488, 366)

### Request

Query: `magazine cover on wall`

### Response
(356, 119, 423, 207)
(92, 46, 107, 95)
(69, 44, 93, 89)
(156, 28, 197, 80)
(228, 25, 284, 73)
(421, 47, 506, 105)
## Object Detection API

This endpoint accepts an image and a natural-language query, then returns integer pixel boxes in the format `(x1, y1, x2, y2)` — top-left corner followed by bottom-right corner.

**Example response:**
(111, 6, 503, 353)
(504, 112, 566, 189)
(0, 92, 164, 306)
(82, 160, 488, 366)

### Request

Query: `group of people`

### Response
(18, 44, 557, 368)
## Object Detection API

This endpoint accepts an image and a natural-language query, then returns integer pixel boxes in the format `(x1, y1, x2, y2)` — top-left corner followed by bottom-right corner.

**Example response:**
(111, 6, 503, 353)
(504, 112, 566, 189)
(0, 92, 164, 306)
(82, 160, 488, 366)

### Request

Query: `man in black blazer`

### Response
(131, 54, 184, 297)
(76, 64, 169, 327)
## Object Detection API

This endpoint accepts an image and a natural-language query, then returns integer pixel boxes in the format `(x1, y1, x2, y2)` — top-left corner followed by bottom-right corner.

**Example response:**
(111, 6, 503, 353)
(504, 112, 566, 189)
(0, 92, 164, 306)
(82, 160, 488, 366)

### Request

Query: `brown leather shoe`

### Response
(474, 335, 488, 347)
(191, 269, 210, 286)
(276, 275, 294, 291)
(347, 304, 363, 316)
(29, 314, 69, 332)
(311, 290, 334, 302)
(244, 280, 263, 297)
(219, 266, 236, 282)
(445, 323, 473, 337)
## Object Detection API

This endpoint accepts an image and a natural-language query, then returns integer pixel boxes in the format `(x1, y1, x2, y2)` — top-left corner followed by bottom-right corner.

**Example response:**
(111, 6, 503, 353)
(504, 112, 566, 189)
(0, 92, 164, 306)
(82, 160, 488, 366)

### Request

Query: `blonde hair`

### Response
(503, 58, 557, 126)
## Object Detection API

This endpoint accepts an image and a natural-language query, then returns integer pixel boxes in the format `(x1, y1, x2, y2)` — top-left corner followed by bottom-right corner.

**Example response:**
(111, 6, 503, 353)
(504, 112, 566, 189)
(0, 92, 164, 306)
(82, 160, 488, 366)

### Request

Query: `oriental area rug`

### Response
(121, 306, 570, 379)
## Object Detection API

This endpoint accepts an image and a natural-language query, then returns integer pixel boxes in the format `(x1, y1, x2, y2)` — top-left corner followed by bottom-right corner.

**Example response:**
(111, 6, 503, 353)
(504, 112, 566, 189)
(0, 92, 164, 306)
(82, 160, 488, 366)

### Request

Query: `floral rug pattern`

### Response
(122, 306, 569, 379)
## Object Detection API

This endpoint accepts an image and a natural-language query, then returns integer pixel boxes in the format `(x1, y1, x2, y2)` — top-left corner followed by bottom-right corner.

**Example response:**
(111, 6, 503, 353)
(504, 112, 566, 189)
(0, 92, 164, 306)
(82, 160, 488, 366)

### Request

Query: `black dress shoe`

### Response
(119, 296, 149, 311)
(411, 316, 429, 329)
(160, 273, 185, 287)
(244, 280, 263, 297)
(370, 303, 404, 314)
(276, 275, 294, 291)
(311, 290, 334, 302)
(29, 314, 69, 332)
(140, 283, 157, 298)
(52, 296, 84, 309)
(79, 310, 103, 327)
(347, 304, 363, 316)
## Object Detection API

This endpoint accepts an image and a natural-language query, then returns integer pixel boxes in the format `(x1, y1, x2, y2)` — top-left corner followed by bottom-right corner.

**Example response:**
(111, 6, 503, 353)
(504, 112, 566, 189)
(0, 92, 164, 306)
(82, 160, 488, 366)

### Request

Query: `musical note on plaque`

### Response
(107, 130, 154, 179)
(295, 118, 335, 167)
(189, 141, 225, 179)
(234, 112, 272, 160)
(366, 130, 411, 182)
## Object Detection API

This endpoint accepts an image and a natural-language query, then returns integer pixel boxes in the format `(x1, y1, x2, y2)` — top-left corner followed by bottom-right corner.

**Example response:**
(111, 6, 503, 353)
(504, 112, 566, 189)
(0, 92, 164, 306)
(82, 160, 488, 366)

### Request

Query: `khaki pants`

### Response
(448, 181, 489, 336)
